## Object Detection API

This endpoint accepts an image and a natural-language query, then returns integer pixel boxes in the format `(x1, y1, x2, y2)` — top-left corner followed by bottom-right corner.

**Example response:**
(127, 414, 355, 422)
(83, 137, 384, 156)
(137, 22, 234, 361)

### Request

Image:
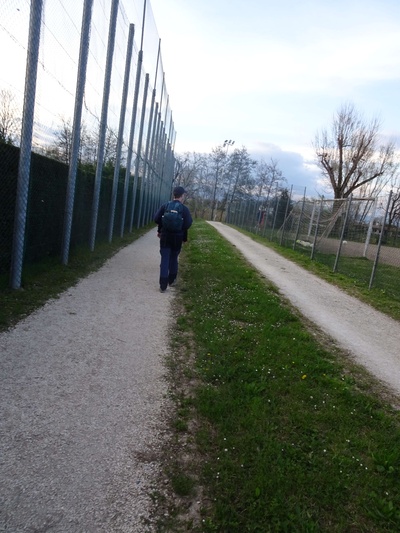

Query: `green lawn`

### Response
(163, 220, 400, 532)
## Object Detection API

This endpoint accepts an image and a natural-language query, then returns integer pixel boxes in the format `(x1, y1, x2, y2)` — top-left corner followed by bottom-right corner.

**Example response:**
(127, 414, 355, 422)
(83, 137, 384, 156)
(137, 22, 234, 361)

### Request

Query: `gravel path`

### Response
(1, 223, 399, 532)
(209, 222, 400, 397)
(0, 229, 174, 532)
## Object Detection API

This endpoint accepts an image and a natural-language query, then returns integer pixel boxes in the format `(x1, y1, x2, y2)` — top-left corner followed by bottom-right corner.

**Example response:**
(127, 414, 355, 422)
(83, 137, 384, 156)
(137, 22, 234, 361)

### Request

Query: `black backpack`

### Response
(162, 200, 184, 232)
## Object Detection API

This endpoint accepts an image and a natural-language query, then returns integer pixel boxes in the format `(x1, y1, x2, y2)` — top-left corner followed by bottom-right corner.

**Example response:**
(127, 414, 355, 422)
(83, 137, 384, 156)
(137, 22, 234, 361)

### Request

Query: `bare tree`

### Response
(209, 146, 228, 220)
(81, 127, 97, 167)
(0, 89, 19, 144)
(54, 117, 73, 164)
(388, 186, 400, 230)
(224, 147, 256, 216)
(53, 118, 118, 171)
(53, 118, 92, 166)
(175, 152, 204, 191)
(173, 152, 211, 218)
(193, 155, 213, 218)
(314, 103, 398, 199)
(255, 158, 286, 200)
(103, 126, 118, 168)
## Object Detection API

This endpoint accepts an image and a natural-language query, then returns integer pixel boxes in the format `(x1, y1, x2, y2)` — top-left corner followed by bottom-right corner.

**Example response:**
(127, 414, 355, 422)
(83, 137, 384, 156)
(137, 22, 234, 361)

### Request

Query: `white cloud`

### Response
(150, 0, 400, 193)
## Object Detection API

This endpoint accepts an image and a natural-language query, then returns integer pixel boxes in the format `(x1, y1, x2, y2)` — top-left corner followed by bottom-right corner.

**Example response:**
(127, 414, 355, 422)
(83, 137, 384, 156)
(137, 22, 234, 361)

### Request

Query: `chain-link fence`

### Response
(228, 191, 400, 299)
(0, 0, 176, 288)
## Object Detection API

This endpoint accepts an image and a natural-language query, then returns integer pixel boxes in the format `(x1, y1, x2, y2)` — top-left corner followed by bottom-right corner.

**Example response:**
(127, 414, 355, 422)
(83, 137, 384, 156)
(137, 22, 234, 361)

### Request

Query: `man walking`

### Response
(153, 186, 193, 292)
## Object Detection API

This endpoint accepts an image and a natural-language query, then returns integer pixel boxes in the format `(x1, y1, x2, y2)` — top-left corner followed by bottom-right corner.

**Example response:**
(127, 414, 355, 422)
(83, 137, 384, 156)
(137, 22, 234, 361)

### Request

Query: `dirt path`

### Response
(315, 236, 400, 267)
(209, 222, 400, 398)
(0, 229, 174, 532)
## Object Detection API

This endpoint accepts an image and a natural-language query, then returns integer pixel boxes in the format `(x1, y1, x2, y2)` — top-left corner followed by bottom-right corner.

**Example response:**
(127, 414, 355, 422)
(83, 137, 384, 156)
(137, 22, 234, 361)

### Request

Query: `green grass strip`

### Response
(174, 220, 400, 532)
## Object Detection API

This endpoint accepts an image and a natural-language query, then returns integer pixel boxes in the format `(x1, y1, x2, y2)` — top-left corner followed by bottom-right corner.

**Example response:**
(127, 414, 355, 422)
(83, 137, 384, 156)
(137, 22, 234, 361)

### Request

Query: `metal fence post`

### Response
(148, 101, 159, 217)
(155, 124, 166, 200)
(120, 48, 143, 236)
(311, 197, 324, 260)
(333, 194, 352, 272)
(270, 185, 280, 240)
(10, 0, 43, 289)
(130, 73, 150, 231)
(270, 201, 278, 237)
(152, 115, 163, 207)
(293, 187, 306, 249)
(61, 0, 93, 265)
(261, 192, 271, 238)
(364, 196, 378, 257)
(369, 190, 393, 289)
(159, 131, 168, 195)
(108, 23, 135, 243)
(89, 0, 119, 251)
(308, 202, 316, 237)
(145, 41, 161, 222)
(280, 185, 293, 246)
(138, 86, 156, 227)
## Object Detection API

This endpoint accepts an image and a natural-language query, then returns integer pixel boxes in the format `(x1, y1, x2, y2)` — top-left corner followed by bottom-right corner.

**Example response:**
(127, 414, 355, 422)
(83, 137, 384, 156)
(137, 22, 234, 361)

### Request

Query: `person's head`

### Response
(173, 186, 186, 200)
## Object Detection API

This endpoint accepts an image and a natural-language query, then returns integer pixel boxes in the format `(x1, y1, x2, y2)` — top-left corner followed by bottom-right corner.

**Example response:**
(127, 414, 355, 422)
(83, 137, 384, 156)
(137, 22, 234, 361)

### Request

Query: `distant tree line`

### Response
(0, 89, 19, 145)
(45, 117, 119, 177)
(174, 146, 288, 222)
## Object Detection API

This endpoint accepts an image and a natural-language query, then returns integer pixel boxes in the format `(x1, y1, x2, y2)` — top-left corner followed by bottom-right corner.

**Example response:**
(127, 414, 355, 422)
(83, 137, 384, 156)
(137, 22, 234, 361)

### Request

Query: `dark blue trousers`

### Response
(160, 247, 180, 280)
(159, 233, 183, 290)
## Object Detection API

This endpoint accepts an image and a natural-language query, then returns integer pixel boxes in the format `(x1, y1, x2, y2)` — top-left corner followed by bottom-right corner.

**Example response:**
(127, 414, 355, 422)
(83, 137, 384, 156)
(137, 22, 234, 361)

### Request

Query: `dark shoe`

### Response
(159, 276, 168, 292)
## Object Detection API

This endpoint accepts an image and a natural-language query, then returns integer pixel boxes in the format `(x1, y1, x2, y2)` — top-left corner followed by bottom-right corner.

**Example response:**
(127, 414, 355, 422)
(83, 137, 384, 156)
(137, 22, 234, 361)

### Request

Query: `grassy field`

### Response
(162, 220, 400, 532)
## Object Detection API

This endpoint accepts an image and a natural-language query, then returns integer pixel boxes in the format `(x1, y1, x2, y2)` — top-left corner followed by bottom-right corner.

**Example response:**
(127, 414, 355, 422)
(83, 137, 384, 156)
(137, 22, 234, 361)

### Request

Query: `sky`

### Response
(148, 0, 400, 196)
